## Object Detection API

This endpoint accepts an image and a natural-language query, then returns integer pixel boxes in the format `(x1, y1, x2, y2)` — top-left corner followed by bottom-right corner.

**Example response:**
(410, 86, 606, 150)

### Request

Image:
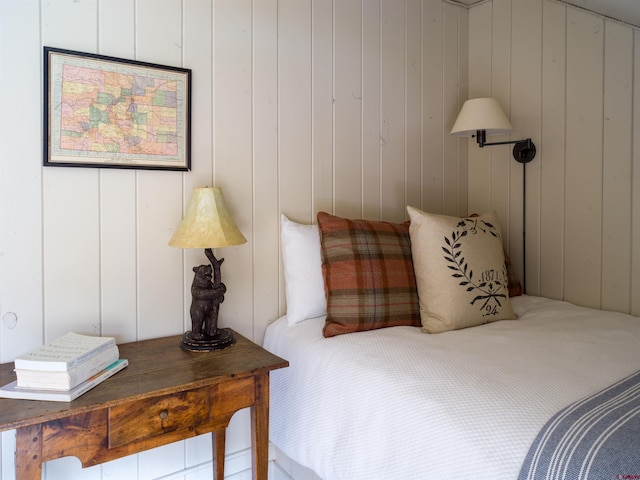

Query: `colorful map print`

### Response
(60, 65, 178, 156)
(48, 53, 188, 168)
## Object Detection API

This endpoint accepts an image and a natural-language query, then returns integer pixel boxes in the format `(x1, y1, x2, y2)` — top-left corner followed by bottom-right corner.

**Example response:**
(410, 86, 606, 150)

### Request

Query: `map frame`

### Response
(44, 47, 191, 171)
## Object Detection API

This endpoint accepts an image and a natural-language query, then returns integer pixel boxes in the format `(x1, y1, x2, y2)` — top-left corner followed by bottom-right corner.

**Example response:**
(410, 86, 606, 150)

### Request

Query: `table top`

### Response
(0, 331, 288, 432)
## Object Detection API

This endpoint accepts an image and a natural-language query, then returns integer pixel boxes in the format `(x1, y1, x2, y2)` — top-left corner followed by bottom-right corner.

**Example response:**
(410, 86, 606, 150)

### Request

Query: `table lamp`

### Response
(169, 187, 247, 351)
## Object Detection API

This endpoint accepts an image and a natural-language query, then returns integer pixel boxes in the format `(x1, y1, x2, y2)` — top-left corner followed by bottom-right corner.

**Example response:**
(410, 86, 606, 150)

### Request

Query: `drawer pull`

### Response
(159, 410, 168, 420)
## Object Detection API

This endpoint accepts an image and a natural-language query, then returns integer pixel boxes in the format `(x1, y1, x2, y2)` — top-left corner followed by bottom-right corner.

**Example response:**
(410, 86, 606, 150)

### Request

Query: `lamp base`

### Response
(180, 328, 235, 352)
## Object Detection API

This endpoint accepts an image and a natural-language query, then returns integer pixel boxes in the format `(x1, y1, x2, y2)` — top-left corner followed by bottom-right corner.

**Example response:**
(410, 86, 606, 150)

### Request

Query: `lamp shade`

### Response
(450, 97, 513, 137)
(169, 187, 247, 249)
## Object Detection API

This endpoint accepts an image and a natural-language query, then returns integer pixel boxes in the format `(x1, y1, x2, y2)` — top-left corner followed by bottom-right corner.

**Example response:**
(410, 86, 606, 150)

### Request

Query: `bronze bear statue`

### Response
(190, 264, 226, 339)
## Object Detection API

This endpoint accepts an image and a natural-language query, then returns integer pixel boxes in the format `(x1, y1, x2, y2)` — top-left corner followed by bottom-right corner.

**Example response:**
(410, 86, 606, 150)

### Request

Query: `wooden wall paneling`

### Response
(182, 0, 217, 468)
(213, 0, 254, 340)
(466, 2, 492, 214)
(442, 2, 461, 216)
(511, 0, 542, 294)
(278, 0, 313, 326)
(539, 0, 566, 300)
(0, 430, 15, 480)
(134, 2, 188, 475)
(182, 0, 214, 338)
(489, 0, 511, 244)
(467, 2, 492, 101)
(99, 170, 138, 343)
(42, 0, 97, 50)
(98, 0, 138, 344)
(312, 0, 334, 217)
(45, 456, 102, 479)
(41, 1, 102, 343)
(98, 0, 135, 57)
(455, 7, 469, 217)
(135, 0, 184, 344)
(405, 0, 422, 214)
(278, 0, 313, 222)
(0, 0, 44, 362)
(1, 2, 42, 473)
(252, 0, 280, 340)
(361, 0, 382, 220)
(380, 0, 406, 222)
(422, 1, 444, 215)
(334, 0, 363, 218)
(40, 5, 102, 476)
(601, 21, 633, 313)
(137, 445, 186, 480)
(564, 8, 604, 309)
(632, 30, 640, 316)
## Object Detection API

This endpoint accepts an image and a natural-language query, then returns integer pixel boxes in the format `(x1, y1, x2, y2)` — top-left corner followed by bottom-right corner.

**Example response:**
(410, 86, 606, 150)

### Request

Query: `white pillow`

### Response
(281, 214, 326, 325)
(406, 206, 517, 333)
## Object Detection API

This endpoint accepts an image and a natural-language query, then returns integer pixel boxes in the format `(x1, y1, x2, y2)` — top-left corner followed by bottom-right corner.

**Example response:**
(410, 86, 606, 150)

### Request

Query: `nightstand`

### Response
(0, 331, 288, 480)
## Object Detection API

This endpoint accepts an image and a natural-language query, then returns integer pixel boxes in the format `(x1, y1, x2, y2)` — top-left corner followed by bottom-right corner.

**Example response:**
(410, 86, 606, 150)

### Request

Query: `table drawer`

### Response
(108, 387, 209, 448)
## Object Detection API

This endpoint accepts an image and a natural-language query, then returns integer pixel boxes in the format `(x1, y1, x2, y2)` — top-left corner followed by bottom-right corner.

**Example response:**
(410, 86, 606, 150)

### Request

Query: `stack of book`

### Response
(0, 332, 128, 402)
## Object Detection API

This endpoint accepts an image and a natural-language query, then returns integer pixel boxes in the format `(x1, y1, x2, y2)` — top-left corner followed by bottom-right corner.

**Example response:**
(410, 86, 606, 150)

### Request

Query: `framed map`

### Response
(44, 47, 191, 171)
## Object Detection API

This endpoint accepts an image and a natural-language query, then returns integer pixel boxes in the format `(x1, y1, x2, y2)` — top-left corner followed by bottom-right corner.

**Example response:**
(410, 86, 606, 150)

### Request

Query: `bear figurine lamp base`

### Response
(168, 187, 247, 352)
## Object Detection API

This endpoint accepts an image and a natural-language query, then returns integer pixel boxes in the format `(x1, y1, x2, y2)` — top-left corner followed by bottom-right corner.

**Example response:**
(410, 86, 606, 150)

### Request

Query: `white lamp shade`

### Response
(169, 187, 247, 249)
(450, 97, 513, 137)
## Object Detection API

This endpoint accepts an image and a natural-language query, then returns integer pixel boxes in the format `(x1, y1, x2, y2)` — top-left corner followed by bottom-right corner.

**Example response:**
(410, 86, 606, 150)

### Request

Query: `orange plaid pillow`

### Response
(317, 212, 420, 337)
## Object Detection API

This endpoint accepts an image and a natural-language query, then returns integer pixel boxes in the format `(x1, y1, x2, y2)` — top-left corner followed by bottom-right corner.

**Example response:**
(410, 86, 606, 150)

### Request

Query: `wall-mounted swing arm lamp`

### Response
(450, 97, 536, 164)
(450, 97, 537, 292)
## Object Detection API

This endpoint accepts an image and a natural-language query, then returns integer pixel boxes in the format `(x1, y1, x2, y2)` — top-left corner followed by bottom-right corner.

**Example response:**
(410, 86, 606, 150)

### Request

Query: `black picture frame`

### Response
(44, 47, 191, 171)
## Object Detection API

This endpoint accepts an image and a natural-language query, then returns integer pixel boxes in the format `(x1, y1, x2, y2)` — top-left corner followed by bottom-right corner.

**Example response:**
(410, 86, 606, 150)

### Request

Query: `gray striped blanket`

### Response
(518, 369, 640, 480)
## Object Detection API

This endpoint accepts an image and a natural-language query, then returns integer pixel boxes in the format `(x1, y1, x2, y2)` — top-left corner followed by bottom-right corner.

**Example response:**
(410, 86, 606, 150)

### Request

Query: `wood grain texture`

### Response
(0, 333, 287, 479)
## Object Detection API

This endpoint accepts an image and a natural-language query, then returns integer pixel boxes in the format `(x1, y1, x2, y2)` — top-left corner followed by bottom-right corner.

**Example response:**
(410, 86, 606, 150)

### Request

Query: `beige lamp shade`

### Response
(169, 187, 247, 249)
(450, 97, 513, 137)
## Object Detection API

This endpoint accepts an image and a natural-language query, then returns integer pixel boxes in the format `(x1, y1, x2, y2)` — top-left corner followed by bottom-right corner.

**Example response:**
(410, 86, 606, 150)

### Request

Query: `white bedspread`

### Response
(263, 296, 640, 480)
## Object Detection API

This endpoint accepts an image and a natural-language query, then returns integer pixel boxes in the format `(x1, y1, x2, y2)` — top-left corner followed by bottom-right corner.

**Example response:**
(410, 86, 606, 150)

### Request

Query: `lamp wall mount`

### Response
(474, 130, 536, 164)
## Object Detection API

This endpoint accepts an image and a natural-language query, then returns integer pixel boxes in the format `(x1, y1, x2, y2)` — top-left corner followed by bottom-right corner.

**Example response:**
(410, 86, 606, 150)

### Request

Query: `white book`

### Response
(15, 345, 119, 390)
(0, 359, 128, 402)
(14, 332, 116, 371)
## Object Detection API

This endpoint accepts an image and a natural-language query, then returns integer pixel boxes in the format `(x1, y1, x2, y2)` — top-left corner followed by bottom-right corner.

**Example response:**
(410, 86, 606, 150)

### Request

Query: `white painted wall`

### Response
(467, 0, 640, 316)
(0, 1, 468, 478)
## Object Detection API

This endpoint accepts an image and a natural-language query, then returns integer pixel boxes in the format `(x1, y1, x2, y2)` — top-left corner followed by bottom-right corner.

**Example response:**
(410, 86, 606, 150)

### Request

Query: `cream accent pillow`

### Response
(406, 206, 517, 334)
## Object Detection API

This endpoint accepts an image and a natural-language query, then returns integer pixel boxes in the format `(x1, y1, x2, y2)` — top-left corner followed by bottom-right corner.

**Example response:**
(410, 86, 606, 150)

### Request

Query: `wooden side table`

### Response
(0, 332, 288, 480)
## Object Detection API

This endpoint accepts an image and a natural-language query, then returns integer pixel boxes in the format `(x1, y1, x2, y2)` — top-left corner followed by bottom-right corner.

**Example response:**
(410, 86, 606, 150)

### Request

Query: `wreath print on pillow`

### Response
(406, 206, 517, 334)
(442, 217, 508, 318)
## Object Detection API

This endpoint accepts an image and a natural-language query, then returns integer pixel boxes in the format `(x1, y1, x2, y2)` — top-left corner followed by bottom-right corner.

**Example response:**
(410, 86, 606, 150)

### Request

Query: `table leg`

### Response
(251, 374, 270, 480)
(212, 429, 226, 480)
(15, 424, 43, 480)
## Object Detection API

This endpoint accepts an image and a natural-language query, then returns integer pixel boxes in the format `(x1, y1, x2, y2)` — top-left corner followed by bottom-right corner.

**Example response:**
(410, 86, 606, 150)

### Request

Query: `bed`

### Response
(264, 210, 640, 480)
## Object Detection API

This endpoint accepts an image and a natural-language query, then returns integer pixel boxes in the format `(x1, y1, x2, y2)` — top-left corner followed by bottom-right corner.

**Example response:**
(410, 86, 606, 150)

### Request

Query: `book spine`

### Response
(0, 359, 128, 402)
(66, 359, 128, 401)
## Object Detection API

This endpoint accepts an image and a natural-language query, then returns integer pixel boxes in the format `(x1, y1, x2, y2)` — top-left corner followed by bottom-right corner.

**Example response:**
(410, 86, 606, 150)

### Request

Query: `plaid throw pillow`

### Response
(317, 212, 421, 338)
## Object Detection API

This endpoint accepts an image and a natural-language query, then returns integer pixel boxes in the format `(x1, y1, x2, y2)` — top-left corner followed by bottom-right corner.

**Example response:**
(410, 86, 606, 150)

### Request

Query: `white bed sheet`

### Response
(263, 295, 640, 480)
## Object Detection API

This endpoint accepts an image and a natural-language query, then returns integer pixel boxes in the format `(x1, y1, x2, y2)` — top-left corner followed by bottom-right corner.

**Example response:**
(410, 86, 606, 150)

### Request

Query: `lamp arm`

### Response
(473, 131, 536, 164)
(480, 138, 531, 148)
